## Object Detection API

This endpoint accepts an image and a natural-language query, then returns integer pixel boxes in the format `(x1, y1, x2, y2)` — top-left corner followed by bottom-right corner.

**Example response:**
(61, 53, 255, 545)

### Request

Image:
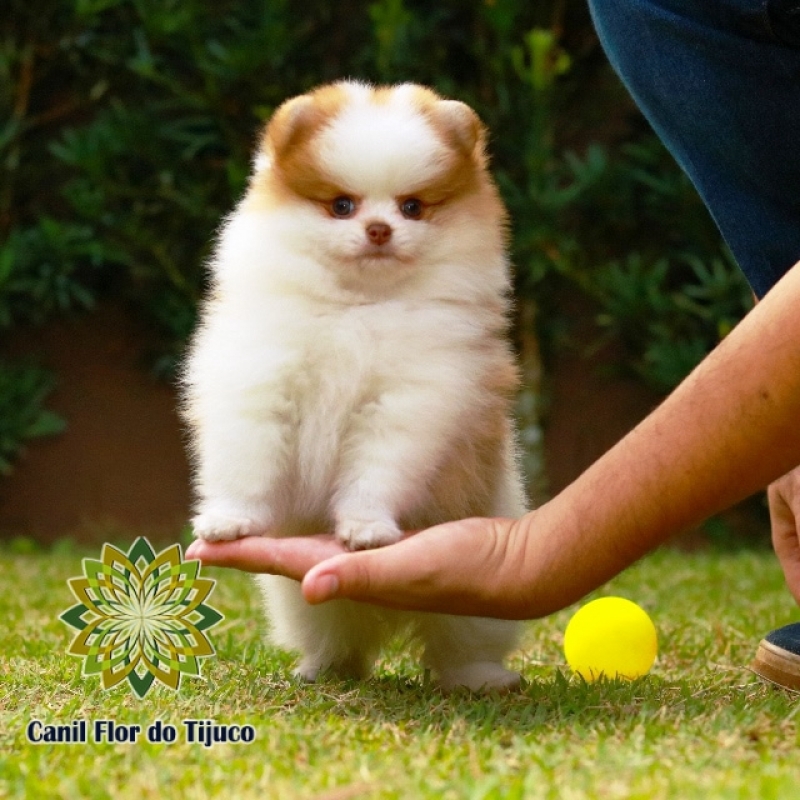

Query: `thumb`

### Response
(769, 481, 800, 606)
(300, 539, 440, 611)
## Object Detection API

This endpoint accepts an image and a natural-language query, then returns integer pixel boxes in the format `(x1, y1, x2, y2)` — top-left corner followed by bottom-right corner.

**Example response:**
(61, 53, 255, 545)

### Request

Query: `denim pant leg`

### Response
(588, 0, 800, 297)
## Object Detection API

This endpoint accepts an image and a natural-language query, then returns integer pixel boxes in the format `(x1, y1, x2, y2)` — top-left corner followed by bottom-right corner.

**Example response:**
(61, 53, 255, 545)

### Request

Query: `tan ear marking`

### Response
(431, 100, 484, 157)
(261, 82, 350, 163)
(263, 95, 319, 160)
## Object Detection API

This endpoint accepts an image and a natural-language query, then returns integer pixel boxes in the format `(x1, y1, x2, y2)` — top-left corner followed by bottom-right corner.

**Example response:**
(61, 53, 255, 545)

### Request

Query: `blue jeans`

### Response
(588, 0, 800, 297)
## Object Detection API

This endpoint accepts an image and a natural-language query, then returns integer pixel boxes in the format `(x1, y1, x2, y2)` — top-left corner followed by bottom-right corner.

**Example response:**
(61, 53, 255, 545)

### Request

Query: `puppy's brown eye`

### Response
(331, 196, 356, 218)
(400, 198, 423, 219)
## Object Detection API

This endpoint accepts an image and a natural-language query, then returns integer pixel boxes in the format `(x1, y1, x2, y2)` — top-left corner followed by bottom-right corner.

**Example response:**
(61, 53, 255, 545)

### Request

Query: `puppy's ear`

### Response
(431, 100, 485, 158)
(263, 95, 318, 160)
(263, 84, 348, 163)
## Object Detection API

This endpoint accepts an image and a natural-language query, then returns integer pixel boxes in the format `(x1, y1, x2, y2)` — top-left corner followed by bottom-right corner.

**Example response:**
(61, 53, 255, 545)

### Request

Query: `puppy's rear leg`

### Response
(257, 576, 388, 681)
(416, 614, 521, 692)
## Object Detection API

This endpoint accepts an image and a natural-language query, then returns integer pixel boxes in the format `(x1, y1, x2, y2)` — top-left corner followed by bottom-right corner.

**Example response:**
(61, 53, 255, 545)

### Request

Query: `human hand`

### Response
(185, 533, 348, 581)
(768, 465, 800, 606)
(185, 516, 538, 620)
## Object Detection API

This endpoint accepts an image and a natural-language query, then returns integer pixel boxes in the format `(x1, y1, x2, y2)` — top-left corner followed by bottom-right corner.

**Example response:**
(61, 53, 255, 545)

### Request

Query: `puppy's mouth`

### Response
(358, 238, 420, 263)
(362, 246, 395, 258)
(358, 245, 406, 263)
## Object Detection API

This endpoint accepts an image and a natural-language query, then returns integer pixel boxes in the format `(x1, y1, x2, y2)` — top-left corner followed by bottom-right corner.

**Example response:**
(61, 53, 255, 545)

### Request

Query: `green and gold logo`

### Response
(60, 537, 223, 699)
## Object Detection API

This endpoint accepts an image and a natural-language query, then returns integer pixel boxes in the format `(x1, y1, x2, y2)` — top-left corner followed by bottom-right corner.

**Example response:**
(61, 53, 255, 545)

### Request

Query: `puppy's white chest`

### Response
(286, 309, 392, 504)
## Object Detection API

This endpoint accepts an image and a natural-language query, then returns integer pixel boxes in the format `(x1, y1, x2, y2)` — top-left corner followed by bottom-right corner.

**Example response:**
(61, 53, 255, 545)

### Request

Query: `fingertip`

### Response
(184, 540, 204, 560)
(184, 537, 248, 568)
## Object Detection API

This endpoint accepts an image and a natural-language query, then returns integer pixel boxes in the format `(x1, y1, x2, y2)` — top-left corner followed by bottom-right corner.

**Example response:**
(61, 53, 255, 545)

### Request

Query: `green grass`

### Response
(2, 539, 799, 799)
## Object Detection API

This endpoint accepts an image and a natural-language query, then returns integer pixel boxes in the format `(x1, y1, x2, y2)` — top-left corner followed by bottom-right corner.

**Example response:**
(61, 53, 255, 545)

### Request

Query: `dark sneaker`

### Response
(751, 622, 800, 691)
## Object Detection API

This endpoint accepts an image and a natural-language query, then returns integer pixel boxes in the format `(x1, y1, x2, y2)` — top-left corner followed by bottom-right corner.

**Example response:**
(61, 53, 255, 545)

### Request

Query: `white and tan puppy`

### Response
(181, 81, 527, 691)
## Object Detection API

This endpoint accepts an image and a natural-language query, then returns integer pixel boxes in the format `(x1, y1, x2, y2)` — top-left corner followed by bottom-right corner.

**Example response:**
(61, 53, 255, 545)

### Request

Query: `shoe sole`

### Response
(751, 639, 800, 692)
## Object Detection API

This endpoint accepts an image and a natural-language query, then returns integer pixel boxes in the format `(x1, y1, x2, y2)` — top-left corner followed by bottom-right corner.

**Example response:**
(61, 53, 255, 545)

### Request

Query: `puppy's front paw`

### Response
(335, 518, 403, 551)
(192, 512, 261, 542)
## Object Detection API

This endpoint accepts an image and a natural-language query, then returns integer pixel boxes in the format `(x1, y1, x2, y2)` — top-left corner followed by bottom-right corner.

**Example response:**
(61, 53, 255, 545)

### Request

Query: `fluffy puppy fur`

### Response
(181, 81, 527, 691)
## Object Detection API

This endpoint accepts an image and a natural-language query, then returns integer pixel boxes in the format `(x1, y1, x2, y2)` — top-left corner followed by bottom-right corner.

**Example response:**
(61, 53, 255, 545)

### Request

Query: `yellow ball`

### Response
(563, 597, 657, 681)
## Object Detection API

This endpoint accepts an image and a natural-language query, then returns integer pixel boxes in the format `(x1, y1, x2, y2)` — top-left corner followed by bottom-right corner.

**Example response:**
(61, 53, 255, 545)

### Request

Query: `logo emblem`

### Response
(60, 538, 223, 698)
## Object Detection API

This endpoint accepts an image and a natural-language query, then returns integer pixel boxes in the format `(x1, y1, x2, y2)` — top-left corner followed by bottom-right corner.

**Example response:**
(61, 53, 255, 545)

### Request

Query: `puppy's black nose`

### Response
(366, 222, 392, 245)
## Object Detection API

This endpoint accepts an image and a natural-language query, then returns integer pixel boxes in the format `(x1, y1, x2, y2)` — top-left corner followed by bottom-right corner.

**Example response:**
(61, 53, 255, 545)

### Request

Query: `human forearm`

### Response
(511, 260, 800, 614)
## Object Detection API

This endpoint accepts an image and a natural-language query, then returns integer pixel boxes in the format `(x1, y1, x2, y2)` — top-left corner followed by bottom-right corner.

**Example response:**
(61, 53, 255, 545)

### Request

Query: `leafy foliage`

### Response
(1, 0, 752, 474)
(0, 362, 65, 475)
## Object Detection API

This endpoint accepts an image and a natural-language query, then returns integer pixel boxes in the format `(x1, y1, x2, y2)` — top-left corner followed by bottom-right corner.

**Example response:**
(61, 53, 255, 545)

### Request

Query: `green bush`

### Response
(0, 361, 65, 475)
(2, 0, 751, 475)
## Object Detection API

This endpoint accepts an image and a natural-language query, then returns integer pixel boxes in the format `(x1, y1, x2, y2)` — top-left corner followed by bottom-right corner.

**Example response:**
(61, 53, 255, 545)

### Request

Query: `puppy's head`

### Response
(247, 82, 505, 288)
